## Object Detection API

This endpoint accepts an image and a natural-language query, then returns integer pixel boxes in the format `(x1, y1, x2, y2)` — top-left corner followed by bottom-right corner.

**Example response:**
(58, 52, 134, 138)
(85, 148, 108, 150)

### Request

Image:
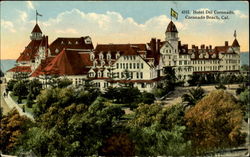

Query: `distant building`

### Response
(6, 20, 241, 92)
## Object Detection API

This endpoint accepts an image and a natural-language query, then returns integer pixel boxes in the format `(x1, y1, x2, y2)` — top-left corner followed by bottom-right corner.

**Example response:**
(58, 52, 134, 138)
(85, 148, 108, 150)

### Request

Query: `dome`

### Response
(166, 21, 178, 33)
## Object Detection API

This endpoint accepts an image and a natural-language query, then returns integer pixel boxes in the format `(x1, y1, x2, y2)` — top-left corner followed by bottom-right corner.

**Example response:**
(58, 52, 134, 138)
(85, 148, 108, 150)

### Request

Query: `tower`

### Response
(30, 24, 43, 40)
(165, 21, 179, 53)
(231, 30, 240, 53)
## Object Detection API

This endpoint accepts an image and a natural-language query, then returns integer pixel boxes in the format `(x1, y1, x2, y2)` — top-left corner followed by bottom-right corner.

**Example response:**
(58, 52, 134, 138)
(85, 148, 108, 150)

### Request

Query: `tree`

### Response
(239, 89, 250, 121)
(6, 79, 18, 92)
(185, 90, 246, 154)
(241, 64, 249, 71)
(27, 79, 43, 107)
(13, 80, 28, 103)
(0, 109, 33, 154)
(181, 86, 205, 107)
(20, 97, 125, 156)
(126, 103, 191, 156)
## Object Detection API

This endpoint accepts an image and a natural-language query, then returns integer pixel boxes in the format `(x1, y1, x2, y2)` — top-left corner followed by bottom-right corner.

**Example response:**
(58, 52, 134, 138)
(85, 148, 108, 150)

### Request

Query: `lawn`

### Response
(10, 92, 34, 114)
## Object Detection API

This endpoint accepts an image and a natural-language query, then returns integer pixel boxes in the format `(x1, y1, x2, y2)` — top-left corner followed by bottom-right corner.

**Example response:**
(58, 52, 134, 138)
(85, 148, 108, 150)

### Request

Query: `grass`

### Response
(10, 92, 33, 114)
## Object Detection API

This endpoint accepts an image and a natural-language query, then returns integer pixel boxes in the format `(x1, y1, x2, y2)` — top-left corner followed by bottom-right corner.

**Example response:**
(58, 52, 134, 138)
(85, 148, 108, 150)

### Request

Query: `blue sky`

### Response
(1, 1, 249, 59)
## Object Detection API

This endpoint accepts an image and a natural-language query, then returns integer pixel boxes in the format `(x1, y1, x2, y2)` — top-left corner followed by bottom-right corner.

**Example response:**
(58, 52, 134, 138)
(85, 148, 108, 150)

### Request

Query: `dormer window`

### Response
(191, 53, 195, 58)
(99, 52, 104, 60)
(61, 41, 64, 44)
(107, 52, 111, 60)
(108, 61, 112, 66)
(89, 72, 95, 77)
(85, 37, 92, 44)
(75, 41, 78, 45)
(90, 53, 95, 61)
(116, 51, 120, 59)
(68, 41, 71, 44)
(101, 60, 105, 67)
(97, 71, 102, 78)
(55, 49, 59, 53)
(212, 54, 216, 58)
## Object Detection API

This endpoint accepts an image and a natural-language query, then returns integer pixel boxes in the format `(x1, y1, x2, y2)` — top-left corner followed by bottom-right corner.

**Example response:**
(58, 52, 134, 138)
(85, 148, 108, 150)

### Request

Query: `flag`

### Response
(36, 10, 42, 17)
(171, 8, 178, 20)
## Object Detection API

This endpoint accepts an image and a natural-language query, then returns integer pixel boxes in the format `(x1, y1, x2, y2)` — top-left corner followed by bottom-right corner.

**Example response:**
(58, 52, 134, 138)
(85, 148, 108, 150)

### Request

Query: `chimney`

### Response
(206, 46, 208, 50)
(209, 45, 212, 49)
(157, 39, 161, 53)
(150, 38, 156, 54)
(201, 44, 205, 49)
(192, 45, 195, 49)
(225, 41, 228, 46)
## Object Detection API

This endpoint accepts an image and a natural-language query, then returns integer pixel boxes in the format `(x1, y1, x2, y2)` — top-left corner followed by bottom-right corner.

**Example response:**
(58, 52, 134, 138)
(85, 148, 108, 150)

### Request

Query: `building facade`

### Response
(6, 20, 241, 92)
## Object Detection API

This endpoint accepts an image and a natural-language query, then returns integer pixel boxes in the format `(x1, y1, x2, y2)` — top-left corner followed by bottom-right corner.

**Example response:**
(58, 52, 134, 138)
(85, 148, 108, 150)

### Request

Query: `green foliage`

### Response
(20, 97, 125, 156)
(239, 89, 250, 121)
(236, 84, 247, 95)
(0, 69, 4, 77)
(6, 79, 18, 91)
(181, 86, 205, 107)
(28, 79, 42, 100)
(0, 109, 33, 154)
(241, 64, 249, 71)
(103, 86, 141, 105)
(13, 80, 29, 103)
(126, 103, 191, 156)
(185, 90, 246, 154)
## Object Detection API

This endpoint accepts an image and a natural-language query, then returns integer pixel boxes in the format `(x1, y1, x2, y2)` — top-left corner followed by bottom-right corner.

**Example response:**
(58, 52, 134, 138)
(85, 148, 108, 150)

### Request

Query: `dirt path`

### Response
(1, 83, 11, 115)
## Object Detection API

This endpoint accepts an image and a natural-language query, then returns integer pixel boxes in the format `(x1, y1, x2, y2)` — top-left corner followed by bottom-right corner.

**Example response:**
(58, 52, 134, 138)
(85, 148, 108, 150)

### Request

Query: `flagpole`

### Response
(170, 9, 172, 21)
(36, 10, 37, 24)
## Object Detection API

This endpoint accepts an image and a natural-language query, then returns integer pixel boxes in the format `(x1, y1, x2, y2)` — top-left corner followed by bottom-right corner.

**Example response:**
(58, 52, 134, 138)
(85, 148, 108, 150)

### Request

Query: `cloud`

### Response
(37, 8, 187, 44)
(26, 1, 35, 10)
(234, 10, 248, 19)
(1, 20, 16, 32)
(18, 11, 28, 22)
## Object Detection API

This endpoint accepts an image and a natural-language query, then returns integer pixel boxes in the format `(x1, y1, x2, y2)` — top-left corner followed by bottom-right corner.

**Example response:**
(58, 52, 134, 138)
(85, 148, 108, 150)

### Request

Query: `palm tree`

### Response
(182, 86, 205, 108)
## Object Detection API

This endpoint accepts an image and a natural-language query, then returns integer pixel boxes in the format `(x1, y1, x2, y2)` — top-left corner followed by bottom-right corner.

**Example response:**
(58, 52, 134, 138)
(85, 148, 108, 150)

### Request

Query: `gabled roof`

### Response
(232, 39, 240, 47)
(48, 37, 94, 56)
(7, 66, 31, 73)
(16, 39, 43, 62)
(42, 49, 91, 76)
(31, 57, 55, 77)
(31, 24, 42, 33)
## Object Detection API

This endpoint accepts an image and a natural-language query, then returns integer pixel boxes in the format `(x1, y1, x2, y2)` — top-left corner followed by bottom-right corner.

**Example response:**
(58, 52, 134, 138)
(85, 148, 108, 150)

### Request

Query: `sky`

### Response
(0, 1, 249, 59)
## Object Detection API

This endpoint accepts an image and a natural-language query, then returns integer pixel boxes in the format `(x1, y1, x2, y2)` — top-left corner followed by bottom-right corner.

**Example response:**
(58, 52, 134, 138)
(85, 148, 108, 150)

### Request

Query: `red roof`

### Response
(49, 37, 94, 56)
(7, 66, 31, 73)
(16, 39, 43, 62)
(31, 24, 42, 33)
(41, 49, 91, 76)
(31, 57, 55, 77)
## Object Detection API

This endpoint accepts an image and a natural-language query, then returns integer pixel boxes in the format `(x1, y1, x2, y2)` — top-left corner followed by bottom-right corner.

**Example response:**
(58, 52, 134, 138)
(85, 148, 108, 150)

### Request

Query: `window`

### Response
(120, 63, 122, 69)
(141, 83, 146, 88)
(126, 63, 128, 69)
(141, 72, 143, 79)
(116, 63, 119, 69)
(179, 61, 182, 65)
(136, 72, 139, 79)
(123, 63, 125, 69)
(75, 41, 78, 44)
(117, 72, 120, 78)
(116, 52, 120, 59)
(133, 63, 136, 69)
(137, 63, 140, 69)
(184, 61, 187, 65)
(107, 53, 111, 60)
(130, 63, 132, 69)
(141, 63, 143, 69)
